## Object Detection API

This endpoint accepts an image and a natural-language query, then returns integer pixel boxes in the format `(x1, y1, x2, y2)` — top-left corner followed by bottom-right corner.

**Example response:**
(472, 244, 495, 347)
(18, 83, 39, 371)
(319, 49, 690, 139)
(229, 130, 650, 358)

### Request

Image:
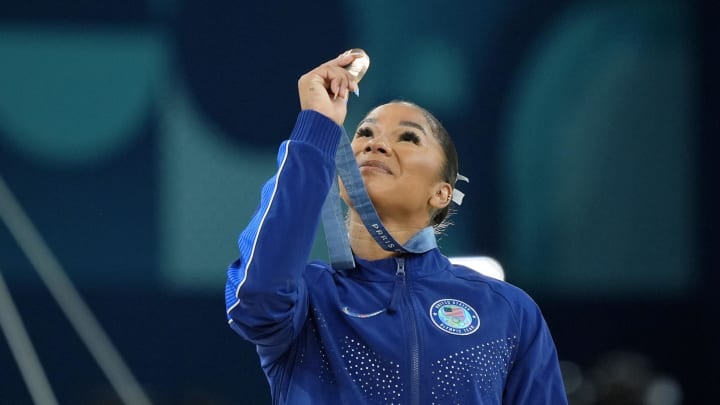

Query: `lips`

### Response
(359, 160, 392, 174)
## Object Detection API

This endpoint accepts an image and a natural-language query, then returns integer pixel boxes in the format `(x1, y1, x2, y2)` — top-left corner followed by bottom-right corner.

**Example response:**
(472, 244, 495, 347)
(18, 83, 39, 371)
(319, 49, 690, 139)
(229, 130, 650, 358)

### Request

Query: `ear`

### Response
(429, 182, 453, 210)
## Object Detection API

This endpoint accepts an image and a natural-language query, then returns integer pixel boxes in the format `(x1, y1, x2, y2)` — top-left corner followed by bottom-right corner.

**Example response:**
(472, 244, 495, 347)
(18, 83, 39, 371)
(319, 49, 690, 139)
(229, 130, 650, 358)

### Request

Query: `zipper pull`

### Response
(387, 257, 405, 313)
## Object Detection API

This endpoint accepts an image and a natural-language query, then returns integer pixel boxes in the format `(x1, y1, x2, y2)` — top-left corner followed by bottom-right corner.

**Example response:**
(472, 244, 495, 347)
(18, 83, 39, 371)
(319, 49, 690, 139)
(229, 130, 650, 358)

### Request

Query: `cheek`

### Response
(350, 140, 363, 155)
(404, 154, 444, 182)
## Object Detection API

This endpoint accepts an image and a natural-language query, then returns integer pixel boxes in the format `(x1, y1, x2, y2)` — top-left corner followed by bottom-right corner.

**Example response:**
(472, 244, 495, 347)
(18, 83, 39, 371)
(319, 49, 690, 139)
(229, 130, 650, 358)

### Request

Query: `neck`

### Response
(348, 211, 429, 261)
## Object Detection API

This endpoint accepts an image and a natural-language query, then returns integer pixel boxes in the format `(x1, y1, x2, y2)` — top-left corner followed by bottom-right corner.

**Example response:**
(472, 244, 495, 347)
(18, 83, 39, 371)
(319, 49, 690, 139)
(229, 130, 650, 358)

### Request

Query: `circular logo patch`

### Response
(430, 299, 480, 335)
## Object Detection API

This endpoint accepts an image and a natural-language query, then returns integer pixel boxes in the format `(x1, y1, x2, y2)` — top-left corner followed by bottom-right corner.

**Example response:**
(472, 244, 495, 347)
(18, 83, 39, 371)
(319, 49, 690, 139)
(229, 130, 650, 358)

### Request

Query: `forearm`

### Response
(225, 110, 342, 346)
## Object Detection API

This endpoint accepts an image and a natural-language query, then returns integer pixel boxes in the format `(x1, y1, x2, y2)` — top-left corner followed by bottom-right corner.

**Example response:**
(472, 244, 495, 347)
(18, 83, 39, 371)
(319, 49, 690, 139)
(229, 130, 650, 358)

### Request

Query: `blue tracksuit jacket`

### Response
(225, 110, 568, 404)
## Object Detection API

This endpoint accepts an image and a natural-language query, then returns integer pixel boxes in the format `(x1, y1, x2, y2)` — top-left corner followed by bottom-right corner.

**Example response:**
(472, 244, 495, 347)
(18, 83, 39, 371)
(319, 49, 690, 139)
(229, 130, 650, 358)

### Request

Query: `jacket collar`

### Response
(344, 248, 450, 281)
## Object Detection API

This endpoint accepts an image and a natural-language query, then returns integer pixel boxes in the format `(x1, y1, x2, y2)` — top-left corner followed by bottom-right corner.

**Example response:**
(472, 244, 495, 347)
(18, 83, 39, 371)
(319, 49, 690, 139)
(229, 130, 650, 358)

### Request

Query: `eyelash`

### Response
(356, 127, 373, 138)
(400, 131, 421, 144)
(355, 128, 421, 145)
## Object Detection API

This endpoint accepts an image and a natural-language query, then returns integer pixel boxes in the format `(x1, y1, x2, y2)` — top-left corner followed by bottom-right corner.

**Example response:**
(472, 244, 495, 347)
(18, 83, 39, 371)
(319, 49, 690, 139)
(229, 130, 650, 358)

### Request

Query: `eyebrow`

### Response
(358, 118, 428, 136)
(399, 120, 427, 136)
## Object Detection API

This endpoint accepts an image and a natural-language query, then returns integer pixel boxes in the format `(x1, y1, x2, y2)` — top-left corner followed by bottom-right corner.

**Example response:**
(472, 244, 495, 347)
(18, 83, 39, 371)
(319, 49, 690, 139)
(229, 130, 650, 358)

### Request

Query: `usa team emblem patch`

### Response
(430, 299, 480, 335)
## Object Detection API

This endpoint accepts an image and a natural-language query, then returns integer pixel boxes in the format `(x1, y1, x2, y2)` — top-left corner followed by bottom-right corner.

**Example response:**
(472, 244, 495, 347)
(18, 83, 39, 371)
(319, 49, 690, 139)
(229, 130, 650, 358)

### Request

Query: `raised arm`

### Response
(225, 52, 361, 361)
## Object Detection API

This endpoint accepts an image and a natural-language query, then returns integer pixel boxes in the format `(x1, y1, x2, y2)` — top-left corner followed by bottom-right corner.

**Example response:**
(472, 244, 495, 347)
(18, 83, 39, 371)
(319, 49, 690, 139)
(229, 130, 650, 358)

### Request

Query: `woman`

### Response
(225, 51, 568, 404)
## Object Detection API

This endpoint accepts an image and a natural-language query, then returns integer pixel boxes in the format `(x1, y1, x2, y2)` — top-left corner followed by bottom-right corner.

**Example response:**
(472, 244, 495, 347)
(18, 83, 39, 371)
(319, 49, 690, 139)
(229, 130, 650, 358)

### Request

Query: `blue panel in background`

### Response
(0, 0, 717, 403)
(0, 114, 159, 287)
(173, 0, 350, 147)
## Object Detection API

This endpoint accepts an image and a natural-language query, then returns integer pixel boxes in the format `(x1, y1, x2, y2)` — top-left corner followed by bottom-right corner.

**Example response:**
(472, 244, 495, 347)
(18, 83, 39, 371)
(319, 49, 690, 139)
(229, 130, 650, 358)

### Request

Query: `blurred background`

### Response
(0, 0, 717, 403)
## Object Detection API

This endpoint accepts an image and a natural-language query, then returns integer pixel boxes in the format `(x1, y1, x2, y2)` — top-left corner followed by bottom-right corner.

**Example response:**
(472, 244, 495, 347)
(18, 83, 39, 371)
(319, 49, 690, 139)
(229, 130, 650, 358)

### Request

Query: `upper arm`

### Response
(503, 297, 568, 404)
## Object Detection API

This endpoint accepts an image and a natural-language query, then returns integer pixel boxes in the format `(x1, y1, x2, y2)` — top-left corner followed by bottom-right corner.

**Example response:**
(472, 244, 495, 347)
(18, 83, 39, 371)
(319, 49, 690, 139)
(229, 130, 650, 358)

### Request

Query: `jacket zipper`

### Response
(395, 257, 420, 405)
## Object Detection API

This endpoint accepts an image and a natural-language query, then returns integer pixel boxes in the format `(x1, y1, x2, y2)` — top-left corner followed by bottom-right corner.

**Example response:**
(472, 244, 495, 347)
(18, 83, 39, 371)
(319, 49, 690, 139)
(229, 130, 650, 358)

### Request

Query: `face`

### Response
(345, 102, 450, 222)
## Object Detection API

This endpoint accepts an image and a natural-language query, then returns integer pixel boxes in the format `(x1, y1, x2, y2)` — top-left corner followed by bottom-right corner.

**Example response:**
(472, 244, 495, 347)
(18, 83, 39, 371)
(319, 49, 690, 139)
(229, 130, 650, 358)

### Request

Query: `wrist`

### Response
(290, 110, 343, 160)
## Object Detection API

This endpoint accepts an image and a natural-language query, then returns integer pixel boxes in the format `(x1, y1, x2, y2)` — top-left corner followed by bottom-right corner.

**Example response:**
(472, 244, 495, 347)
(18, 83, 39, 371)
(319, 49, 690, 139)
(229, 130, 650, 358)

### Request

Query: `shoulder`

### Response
(448, 264, 543, 320)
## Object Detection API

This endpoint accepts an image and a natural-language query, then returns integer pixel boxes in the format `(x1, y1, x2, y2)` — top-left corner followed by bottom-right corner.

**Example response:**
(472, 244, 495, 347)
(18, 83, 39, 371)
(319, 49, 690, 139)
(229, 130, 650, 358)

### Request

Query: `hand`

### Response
(298, 51, 362, 126)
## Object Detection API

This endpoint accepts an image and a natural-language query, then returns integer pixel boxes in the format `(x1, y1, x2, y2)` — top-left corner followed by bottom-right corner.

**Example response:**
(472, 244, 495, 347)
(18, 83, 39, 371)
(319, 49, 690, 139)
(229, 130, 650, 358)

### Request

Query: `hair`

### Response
(383, 101, 459, 232)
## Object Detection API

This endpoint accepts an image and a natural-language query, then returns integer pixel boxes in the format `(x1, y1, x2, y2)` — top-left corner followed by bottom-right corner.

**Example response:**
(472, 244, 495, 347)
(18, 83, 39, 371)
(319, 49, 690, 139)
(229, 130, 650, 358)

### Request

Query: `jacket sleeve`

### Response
(503, 295, 568, 404)
(225, 110, 341, 363)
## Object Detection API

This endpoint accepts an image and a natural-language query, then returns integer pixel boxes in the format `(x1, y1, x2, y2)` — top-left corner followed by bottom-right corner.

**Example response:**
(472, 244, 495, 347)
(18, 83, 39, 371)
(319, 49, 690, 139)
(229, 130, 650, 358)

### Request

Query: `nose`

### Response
(363, 137, 391, 155)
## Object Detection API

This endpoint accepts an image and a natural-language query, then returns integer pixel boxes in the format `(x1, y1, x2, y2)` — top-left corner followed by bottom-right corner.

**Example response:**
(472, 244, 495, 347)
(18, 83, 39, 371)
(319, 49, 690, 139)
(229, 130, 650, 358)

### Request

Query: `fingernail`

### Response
(353, 87, 360, 97)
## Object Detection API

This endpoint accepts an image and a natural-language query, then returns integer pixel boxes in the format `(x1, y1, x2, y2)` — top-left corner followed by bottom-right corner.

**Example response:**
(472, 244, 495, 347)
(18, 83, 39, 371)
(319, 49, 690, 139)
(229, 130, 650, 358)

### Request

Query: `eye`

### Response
(399, 131, 420, 144)
(355, 127, 373, 138)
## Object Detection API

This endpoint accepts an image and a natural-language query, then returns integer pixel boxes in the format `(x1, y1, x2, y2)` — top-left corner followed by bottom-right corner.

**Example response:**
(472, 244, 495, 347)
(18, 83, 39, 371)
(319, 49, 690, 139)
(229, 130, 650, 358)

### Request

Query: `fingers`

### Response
(327, 54, 360, 100)
(337, 51, 363, 97)
(297, 50, 365, 125)
(336, 49, 364, 67)
(309, 51, 363, 99)
(330, 73, 357, 100)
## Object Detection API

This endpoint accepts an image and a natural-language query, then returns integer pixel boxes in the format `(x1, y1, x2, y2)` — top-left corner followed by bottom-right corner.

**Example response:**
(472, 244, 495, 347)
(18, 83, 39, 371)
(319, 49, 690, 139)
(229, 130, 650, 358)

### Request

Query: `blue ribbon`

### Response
(321, 129, 437, 269)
